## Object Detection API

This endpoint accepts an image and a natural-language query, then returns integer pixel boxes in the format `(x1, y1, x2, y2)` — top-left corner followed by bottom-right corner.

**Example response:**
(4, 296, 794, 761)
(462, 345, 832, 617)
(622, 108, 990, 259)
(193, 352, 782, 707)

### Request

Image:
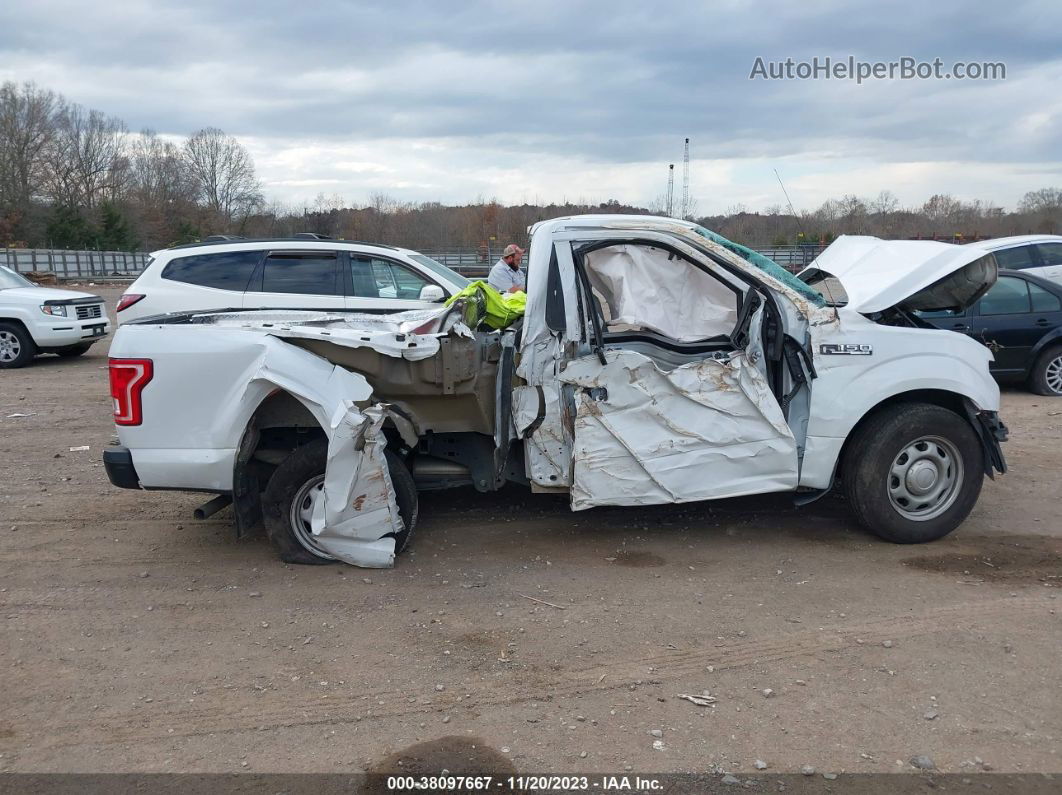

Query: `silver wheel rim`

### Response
(887, 435, 964, 521)
(1045, 353, 1062, 395)
(0, 330, 21, 362)
(288, 474, 336, 559)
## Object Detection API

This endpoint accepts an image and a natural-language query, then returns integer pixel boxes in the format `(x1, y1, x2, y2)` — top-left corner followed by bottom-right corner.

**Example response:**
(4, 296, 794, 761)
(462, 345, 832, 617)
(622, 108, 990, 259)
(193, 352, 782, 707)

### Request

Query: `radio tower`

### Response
(681, 138, 690, 220)
(666, 164, 675, 217)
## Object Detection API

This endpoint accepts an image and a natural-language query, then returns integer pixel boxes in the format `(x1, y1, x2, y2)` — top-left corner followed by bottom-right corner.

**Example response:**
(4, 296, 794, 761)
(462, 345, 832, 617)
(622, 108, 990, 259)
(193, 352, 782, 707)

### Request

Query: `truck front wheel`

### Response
(0, 322, 35, 368)
(262, 438, 418, 565)
(842, 403, 984, 543)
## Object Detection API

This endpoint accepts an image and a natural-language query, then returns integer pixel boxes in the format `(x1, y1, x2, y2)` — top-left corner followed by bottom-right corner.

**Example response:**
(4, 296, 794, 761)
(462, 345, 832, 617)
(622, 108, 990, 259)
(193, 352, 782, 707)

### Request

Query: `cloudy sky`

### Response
(2, 0, 1060, 214)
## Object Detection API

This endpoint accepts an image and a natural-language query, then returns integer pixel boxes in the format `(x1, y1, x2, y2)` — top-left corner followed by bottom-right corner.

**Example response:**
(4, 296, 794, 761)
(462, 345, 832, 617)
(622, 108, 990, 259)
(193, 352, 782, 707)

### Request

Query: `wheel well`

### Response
(835, 389, 968, 483)
(231, 391, 326, 537)
(0, 317, 32, 336)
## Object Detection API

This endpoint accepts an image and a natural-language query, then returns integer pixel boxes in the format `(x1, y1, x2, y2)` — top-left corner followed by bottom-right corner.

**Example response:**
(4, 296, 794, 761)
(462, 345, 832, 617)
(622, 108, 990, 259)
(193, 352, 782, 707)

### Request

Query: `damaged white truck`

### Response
(104, 216, 1007, 567)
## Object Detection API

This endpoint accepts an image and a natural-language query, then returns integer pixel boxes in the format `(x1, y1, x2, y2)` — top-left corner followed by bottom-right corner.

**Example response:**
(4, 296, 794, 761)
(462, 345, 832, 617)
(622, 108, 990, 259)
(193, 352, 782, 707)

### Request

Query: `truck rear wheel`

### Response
(262, 438, 418, 565)
(0, 322, 35, 369)
(842, 403, 984, 544)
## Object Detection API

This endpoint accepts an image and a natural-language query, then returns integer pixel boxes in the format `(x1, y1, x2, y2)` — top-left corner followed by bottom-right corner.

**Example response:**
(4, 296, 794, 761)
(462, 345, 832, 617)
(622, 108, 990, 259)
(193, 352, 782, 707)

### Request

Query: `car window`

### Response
(409, 254, 470, 288)
(1036, 243, 1062, 267)
(992, 245, 1037, 270)
(978, 276, 1030, 315)
(350, 256, 431, 299)
(0, 265, 36, 289)
(260, 253, 339, 296)
(582, 243, 739, 343)
(1029, 282, 1062, 312)
(161, 251, 261, 291)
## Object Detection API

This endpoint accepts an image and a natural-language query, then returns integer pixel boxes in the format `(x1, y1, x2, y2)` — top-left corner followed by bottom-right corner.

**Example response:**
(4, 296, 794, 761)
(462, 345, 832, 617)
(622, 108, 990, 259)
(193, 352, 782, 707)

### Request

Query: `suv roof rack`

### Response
(166, 237, 400, 251)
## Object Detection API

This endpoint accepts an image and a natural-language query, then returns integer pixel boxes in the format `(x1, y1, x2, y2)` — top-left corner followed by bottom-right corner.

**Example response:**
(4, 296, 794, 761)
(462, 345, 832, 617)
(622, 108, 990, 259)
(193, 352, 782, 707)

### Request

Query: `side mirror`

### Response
(419, 284, 446, 302)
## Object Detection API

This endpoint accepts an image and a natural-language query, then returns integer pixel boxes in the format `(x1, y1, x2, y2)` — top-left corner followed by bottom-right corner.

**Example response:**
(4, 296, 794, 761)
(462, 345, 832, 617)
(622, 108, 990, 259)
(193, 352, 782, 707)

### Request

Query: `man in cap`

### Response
(487, 244, 526, 293)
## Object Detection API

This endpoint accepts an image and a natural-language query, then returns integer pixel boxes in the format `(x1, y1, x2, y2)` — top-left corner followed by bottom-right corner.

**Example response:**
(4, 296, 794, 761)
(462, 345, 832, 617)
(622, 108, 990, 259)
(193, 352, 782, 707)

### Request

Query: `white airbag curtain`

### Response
(584, 244, 738, 342)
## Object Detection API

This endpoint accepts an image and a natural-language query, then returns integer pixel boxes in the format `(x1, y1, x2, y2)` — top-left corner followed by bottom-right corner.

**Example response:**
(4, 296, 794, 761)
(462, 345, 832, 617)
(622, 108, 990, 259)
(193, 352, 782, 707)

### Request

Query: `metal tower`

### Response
(681, 138, 690, 219)
(666, 164, 675, 217)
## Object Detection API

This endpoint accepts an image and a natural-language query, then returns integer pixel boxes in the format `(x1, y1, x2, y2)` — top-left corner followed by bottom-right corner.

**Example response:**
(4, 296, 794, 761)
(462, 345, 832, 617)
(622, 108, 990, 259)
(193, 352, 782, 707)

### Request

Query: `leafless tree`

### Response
(0, 82, 59, 240)
(183, 127, 262, 228)
(43, 102, 128, 209)
(126, 130, 199, 243)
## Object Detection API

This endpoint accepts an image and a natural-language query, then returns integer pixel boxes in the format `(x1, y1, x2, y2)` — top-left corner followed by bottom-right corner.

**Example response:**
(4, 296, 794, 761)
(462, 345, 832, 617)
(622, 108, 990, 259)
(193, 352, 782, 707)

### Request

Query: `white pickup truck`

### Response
(0, 265, 111, 368)
(104, 216, 1007, 567)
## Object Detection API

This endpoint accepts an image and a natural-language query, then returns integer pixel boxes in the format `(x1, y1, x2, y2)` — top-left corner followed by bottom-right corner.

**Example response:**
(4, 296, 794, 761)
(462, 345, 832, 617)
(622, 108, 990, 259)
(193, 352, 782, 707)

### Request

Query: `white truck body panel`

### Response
(108, 215, 1004, 567)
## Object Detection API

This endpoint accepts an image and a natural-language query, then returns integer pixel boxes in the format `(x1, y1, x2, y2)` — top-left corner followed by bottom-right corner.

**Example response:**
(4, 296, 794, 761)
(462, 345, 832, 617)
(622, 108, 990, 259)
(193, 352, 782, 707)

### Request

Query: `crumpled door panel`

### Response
(559, 349, 798, 509)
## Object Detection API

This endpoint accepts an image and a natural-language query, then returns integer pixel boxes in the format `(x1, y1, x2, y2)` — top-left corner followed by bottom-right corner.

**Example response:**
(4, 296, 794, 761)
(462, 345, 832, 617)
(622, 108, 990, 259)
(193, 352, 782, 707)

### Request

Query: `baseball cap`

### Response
(503, 244, 525, 258)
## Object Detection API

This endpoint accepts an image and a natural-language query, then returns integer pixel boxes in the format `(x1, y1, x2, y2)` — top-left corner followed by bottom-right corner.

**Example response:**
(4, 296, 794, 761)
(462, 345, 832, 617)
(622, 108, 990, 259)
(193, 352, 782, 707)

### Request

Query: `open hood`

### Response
(799, 236, 997, 313)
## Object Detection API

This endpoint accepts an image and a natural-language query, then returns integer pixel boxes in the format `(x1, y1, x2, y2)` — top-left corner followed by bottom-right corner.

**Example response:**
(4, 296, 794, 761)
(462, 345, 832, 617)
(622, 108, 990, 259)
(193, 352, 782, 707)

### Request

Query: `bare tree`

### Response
(127, 130, 199, 243)
(0, 82, 58, 239)
(183, 127, 262, 228)
(43, 102, 128, 209)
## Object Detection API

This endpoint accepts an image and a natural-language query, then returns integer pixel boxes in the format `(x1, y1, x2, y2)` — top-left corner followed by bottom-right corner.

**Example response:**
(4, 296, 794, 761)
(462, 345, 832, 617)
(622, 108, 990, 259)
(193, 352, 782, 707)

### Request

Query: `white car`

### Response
(964, 235, 1062, 285)
(104, 217, 1006, 568)
(116, 237, 470, 323)
(0, 265, 111, 368)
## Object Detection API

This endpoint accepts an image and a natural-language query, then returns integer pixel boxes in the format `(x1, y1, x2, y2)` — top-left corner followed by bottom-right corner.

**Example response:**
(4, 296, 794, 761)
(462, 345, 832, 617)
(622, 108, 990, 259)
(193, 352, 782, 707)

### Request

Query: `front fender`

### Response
(808, 323, 999, 440)
(1029, 328, 1062, 373)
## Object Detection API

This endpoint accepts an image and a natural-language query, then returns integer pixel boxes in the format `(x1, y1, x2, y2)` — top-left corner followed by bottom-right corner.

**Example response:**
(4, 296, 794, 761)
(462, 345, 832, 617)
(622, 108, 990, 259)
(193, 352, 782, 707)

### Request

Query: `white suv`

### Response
(967, 235, 1062, 285)
(117, 237, 470, 323)
(0, 266, 111, 368)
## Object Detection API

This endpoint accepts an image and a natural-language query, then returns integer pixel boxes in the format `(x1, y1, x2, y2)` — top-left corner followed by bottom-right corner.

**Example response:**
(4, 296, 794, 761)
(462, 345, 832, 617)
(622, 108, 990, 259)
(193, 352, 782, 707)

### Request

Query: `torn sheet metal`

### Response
(584, 243, 738, 342)
(512, 382, 572, 487)
(560, 349, 798, 509)
(187, 305, 471, 362)
(309, 404, 403, 568)
(240, 335, 403, 567)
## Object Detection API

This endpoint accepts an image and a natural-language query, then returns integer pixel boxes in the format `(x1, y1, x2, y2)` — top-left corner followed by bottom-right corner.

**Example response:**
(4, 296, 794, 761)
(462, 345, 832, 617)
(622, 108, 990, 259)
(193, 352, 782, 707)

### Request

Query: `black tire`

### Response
(1028, 345, 1062, 396)
(842, 403, 983, 544)
(0, 321, 36, 369)
(262, 438, 418, 565)
(55, 343, 94, 358)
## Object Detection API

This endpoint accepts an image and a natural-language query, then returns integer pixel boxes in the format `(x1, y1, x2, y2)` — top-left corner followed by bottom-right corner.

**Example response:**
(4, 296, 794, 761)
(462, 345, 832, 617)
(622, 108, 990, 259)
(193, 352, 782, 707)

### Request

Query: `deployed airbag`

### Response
(584, 244, 738, 342)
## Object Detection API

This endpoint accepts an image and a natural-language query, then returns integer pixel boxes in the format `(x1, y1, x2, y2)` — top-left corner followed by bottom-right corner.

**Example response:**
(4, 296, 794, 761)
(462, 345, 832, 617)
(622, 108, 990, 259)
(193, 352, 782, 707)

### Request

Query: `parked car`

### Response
(0, 265, 111, 369)
(104, 220, 1006, 568)
(964, 235, 1062, 286)
(116, 238, 470, 323)
(920, 270, 1062, 396)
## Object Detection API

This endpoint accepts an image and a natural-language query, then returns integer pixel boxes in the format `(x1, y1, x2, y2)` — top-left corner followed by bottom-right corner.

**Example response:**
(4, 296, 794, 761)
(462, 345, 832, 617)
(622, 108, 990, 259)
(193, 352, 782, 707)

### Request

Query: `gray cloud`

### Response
(2, 0, 1060, 208)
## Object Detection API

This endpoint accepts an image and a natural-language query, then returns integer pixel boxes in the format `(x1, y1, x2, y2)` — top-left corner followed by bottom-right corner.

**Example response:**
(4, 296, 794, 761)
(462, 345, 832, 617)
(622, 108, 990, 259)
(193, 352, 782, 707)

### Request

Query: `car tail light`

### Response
(109, 358, 153, 425)
(116, 293, 146, 312)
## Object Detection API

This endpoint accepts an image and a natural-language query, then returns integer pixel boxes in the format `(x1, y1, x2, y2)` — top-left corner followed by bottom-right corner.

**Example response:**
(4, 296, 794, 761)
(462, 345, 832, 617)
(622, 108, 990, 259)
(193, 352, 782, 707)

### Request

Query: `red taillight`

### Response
(116, 293, 145, 312)
(109, 358, 153, 426)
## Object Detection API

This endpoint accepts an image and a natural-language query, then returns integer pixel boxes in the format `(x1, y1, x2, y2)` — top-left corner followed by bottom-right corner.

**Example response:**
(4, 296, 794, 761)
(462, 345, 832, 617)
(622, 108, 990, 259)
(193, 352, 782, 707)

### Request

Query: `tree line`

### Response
(3, 81, 1061, 254)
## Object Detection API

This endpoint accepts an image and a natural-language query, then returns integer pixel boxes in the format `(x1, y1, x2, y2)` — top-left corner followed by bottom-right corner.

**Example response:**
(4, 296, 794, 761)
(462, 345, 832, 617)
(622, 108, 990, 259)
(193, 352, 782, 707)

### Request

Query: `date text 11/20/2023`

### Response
(384, 775, 663, 791)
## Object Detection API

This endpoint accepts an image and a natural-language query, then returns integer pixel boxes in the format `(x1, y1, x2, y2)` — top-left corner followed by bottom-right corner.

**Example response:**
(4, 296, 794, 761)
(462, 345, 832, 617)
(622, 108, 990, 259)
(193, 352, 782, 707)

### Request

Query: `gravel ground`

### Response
(0, 286, 1059, 775)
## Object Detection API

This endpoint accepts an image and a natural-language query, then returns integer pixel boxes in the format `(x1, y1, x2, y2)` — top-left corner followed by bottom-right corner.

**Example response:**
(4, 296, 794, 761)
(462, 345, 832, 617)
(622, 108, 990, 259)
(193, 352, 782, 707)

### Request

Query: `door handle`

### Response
(950, 323, 970, 332)
(1035, 318, 1050, 327)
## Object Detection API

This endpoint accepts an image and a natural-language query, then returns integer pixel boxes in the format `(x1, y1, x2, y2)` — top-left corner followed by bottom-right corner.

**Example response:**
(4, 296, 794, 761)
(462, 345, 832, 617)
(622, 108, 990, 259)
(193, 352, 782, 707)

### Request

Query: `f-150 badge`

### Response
(820, 343, 872, 355)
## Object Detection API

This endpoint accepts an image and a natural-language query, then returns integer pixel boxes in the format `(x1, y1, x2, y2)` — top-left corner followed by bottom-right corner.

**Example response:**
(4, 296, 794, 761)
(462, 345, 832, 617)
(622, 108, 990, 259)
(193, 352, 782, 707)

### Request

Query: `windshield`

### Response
(0, 265, 36, 290)
(409, 254, 471, 288)
(690, 226, 826, 307)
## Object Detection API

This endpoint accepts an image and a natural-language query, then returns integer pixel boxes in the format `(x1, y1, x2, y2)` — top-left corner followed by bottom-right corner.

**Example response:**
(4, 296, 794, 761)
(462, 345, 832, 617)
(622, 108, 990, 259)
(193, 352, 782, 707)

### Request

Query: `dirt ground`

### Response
(1, 286, 1059, 776)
